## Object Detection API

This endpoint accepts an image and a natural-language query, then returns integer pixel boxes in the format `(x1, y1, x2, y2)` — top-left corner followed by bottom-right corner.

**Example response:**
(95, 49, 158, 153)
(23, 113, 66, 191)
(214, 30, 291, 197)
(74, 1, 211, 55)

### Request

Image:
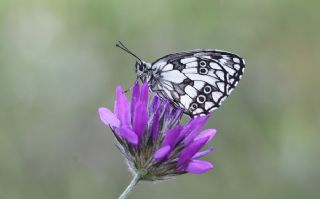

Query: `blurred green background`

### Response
(1, 0, 320, 198)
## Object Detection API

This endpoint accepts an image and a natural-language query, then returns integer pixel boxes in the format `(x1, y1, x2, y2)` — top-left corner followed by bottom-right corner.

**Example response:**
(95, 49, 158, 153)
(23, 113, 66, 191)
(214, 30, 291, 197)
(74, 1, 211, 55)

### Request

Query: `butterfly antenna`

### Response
(116, 41, 143, 64)
(124, 77, 142, 93)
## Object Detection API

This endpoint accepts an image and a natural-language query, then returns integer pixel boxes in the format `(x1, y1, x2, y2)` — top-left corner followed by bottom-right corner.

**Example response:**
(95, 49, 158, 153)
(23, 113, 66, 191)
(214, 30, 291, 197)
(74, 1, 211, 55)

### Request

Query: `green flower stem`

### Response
(118, 174, 140, 199)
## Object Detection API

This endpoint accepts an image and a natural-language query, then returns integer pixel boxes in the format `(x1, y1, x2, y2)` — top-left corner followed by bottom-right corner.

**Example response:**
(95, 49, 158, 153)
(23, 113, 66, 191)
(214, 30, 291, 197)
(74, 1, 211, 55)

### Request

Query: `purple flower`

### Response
(98, 82, 216, 180)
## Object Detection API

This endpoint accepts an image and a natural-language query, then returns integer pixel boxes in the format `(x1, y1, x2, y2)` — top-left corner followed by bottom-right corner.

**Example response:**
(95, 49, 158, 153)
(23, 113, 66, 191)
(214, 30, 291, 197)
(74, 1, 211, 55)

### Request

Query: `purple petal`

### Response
(131, 81, 140, 116)
(115, 86, 131, 127)
(154, 145, 171, 161)
(162, 125, 183, 148)
(192, 147, 214, 159)
(132, 102, 148, 139)
(186, 160, 213, 174)
(140, 82, 149, 106)
(163, 103, 176, 121)
(165, 107, 183, 127)
(116, 127, 138, 145)
(182, 115, 210, 146)
(149, 95, 160, 114)
(194, 129, 216, 143)
(173, 108, 183, 121)
(151, 107, 161, 141)
(177, 137, 210, 168)
(98, 107, 120, 127)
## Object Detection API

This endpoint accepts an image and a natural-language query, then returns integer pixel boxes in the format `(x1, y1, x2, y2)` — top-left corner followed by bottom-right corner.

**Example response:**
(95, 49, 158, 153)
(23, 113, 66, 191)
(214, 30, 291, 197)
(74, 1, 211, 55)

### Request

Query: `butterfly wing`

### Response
(149, 49, 245, 117)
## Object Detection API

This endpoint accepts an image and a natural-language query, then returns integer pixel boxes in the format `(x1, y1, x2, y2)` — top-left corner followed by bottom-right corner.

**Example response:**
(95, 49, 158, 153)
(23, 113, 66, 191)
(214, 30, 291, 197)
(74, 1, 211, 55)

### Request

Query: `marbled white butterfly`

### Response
(116, 41, 245, 117)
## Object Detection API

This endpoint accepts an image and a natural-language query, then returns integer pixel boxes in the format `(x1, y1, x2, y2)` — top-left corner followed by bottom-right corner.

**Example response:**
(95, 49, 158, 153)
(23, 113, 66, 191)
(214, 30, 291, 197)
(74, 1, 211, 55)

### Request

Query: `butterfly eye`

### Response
(197, 95, 206, 104)
(199, 61, 207, 67)
(139, 64, 144, 71)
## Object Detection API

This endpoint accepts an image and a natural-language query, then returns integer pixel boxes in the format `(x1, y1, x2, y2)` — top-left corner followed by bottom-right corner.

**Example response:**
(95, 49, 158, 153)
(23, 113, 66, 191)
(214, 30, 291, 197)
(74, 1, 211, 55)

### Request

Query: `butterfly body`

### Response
(134, 49, 245, 117)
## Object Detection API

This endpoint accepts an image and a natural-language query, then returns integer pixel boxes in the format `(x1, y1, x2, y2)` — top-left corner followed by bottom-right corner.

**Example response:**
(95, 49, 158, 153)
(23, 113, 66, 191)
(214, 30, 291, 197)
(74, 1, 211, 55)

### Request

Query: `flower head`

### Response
(98, 82, 216, 181)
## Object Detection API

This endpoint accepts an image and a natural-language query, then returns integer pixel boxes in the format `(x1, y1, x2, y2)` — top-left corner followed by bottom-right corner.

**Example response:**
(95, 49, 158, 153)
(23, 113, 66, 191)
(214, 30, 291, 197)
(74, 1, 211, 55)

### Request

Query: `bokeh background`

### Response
(1, 0, 320, 198)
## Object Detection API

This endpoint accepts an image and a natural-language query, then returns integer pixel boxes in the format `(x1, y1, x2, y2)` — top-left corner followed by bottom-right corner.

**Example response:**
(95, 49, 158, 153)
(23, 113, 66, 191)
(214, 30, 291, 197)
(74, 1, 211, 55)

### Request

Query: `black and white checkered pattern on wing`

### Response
(147, 49, 245, 117)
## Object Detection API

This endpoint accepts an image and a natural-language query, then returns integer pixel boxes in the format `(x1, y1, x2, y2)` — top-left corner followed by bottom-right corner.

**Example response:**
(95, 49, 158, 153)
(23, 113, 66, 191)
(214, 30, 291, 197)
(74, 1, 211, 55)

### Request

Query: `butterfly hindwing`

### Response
(148, 49, 245, 117)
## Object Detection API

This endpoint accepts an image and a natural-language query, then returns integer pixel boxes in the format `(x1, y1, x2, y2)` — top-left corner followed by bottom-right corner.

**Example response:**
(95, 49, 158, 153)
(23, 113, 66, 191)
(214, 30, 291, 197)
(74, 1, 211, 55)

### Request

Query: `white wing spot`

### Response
(194, 81, 205, 90)
(216, 71, 225, 80)
(181, 57, 197, 64)
(182, 68, 197, 74)
(205, 101, 214, 110)
(212, 92, 223, 102)
(180, 95, 192, 109)
(186, 62, 198, 68)
(234, 64, 240, 70)
(194, 108, 203, 114)
(217, 82, 225, 92)
(209, 62, 221, 70)
(162, 64, 173, 71)
(233, 58, 240, 63)
(161, 70, 186, 83)
(224, 66, 236, 76)
(222, 55, 231, 60)
(185, 85, 198, 98)
(153, 61, 167, 70)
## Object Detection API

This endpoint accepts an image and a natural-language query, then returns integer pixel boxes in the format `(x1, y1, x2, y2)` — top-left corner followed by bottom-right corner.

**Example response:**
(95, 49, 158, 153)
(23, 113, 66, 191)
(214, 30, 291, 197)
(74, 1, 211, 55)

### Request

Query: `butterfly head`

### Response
(135, 61, 151, 82)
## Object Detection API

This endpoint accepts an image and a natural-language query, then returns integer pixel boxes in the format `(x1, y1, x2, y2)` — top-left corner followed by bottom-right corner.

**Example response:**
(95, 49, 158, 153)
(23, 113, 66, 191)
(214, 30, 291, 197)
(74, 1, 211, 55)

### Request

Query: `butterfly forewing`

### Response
(149, 50, 245, 117)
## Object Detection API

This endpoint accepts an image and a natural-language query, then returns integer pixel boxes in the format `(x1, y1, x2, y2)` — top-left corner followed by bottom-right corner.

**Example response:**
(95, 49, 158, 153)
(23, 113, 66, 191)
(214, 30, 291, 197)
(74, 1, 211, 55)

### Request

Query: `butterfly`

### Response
(116, 41, 245, 117)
